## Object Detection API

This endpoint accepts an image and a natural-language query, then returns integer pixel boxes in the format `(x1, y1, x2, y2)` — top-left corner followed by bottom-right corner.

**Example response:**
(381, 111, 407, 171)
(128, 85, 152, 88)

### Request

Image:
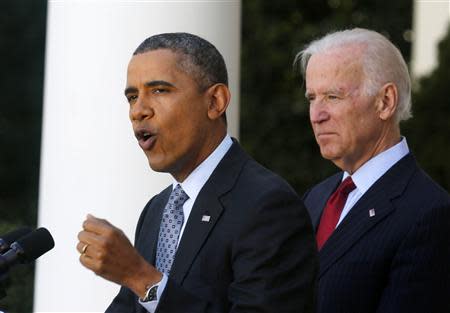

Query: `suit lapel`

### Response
(308, 174, 342, 230)
(138, 187, 172, 264)
(318, 154, 417, 277)
(169, 188, 224, 284)
(169, 141, 249, 285)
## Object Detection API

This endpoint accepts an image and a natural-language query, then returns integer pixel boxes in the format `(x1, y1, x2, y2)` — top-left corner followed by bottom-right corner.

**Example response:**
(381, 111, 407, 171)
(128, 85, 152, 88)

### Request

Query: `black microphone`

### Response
(0, 227, 55, 274)
(0, 227, 33, 253)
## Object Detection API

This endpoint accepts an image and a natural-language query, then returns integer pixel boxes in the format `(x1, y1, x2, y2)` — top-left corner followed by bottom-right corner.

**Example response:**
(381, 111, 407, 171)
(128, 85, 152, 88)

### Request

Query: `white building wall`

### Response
(412, 0, 450, 78)
(35, 0, 241, 311)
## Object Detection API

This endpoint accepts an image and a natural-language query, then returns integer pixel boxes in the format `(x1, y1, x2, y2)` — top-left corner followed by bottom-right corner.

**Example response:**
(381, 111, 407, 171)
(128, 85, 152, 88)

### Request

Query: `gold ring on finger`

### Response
(81, 244, 89, 254)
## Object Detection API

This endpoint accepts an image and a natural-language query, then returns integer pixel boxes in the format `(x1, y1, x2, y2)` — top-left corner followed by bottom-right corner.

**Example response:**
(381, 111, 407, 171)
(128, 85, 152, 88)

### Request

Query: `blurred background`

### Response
(0, 0, 449, 311)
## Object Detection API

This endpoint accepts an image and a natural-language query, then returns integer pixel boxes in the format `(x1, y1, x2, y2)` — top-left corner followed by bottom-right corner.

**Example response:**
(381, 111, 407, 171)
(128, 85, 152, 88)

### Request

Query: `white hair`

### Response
(294, 28, 412, 122)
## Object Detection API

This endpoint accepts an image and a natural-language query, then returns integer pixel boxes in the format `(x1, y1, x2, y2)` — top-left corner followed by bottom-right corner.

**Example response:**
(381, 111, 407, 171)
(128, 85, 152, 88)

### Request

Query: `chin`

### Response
(319, 148, 338, 161)
(147, 157, 166, 173)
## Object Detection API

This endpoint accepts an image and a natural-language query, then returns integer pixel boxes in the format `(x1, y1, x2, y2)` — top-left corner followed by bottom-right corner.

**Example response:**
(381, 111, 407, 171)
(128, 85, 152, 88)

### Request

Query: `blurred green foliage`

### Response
(0, 0, 47, 311)
(403, 26, 450, 190)
(0, 0, 46, 225)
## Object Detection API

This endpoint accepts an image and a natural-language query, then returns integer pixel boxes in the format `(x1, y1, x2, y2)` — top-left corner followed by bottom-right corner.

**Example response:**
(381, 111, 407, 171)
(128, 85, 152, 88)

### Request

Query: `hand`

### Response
(77, 214, 162, 297)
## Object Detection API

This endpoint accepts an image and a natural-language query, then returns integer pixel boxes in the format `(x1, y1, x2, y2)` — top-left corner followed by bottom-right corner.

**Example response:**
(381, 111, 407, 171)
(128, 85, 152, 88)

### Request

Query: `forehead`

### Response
(127, 49, 184, 82)
(305, 46, 365, 92)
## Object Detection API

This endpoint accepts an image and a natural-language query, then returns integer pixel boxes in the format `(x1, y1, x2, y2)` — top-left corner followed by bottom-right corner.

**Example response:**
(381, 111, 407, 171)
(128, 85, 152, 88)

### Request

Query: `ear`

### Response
(376, 82, 398, 121)
(205, 83, 230, 121)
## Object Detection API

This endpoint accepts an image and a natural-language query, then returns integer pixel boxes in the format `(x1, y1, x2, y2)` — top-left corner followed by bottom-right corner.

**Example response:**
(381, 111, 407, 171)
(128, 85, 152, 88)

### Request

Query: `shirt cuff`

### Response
(138, 274, 168, 313)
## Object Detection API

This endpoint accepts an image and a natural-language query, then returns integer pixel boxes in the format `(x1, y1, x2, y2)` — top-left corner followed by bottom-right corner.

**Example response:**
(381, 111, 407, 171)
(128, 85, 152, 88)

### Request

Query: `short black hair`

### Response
(134, 32, 228, 91)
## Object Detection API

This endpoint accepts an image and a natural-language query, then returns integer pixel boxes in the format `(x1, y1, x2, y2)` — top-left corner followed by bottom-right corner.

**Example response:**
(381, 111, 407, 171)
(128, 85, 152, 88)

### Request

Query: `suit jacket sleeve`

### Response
(156, 187, 318, 313)
(376, 198, 450, 313)
(105, 197, 155, 313)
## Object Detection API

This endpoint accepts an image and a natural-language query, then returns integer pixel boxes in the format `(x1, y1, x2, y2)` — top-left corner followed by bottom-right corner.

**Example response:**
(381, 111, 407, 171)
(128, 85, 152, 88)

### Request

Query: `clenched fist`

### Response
(77, 214, 162, 298)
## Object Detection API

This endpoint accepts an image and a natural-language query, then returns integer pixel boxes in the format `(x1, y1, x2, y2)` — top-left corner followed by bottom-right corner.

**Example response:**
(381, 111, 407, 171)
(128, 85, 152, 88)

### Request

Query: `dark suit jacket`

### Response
(303, 154, 450, 313)
(106, 141, 318, 313)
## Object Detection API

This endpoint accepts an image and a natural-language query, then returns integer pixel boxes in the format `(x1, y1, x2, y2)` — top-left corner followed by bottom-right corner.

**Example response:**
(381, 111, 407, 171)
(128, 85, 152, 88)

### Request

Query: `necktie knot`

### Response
(170, 184, 189, 207)
(338, 176, 356, 196)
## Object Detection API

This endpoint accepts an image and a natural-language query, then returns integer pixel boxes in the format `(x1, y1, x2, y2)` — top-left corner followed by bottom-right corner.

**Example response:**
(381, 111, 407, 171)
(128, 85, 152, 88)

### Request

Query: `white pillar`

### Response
(411, 0, 450, 78)
(35, 0, 241, 312)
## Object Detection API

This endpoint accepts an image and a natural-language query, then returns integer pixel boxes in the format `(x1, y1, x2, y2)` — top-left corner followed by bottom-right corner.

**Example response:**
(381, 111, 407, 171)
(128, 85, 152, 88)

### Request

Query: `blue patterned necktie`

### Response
(155, 184, 189, 275)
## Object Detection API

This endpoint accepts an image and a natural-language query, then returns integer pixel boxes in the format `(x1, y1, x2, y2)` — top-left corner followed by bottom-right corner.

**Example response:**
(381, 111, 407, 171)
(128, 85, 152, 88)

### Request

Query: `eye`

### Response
(152, 88, 169, 94)
(126, 94, 138, 104)
(326, 94, 340, 101)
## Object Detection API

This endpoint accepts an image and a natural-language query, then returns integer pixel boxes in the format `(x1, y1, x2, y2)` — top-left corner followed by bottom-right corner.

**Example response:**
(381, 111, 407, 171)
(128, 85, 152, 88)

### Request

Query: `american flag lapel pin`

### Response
(369, 208, 376, 217)
(201, 215, 211, 222)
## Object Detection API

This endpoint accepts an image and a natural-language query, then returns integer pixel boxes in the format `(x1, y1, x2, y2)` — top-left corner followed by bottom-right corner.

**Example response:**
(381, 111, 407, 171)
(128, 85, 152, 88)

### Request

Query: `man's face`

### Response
(125, 49, 213, 181)
(305, 46, 385, 173)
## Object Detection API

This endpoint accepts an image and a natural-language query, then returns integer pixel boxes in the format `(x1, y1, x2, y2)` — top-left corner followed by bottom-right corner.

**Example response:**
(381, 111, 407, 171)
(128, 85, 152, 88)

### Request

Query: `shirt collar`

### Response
(172, 134, 233, 202)
(343, 137, 410, 194)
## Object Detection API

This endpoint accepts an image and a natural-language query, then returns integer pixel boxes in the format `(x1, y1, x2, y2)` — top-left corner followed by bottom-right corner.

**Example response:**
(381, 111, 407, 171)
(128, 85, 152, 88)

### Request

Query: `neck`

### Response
(340, 126, 401, 174)
(172, 128, 227, 182)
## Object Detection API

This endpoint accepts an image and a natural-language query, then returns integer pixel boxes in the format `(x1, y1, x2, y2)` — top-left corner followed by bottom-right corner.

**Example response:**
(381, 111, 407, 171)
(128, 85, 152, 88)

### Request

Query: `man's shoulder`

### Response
(383, 153, 449, 208)
(212, 140, 299, 196)
(400, 164, 450, 208)
(236, 153, 299, 196)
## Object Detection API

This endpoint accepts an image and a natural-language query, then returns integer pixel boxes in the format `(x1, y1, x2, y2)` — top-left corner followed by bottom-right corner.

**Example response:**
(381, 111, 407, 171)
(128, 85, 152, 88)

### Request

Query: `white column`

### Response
(35, 0, 241, 312)
(411, 0, 450, 78)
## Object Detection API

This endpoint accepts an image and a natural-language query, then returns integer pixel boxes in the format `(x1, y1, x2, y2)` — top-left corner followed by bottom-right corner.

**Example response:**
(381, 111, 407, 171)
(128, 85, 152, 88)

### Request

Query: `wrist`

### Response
(126, 263, 163, 298)
(139, 282, 160, 302)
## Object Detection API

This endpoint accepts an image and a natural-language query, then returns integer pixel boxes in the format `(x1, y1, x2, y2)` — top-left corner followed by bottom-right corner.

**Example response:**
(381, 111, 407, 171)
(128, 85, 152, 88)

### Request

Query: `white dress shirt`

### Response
(140, 134, 233, 312)
(336, 137, 410, 227)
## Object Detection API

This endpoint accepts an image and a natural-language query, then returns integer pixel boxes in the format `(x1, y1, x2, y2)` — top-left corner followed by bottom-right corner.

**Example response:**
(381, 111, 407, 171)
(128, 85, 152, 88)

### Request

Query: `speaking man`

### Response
(77, 32, 317, 313)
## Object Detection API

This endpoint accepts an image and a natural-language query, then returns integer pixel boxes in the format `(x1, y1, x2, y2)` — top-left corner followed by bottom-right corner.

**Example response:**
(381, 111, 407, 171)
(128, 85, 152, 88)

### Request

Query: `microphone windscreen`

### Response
(15, 227, 55, 261)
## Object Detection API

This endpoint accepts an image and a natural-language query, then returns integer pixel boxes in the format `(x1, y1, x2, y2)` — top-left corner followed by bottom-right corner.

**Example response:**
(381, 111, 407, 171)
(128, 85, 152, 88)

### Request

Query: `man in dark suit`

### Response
(76, 32, 317, 313)
(295, 28, 450, 313)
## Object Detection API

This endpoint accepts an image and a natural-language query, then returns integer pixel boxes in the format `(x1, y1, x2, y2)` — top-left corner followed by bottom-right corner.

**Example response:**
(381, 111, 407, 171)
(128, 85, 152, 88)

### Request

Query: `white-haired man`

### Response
(297, 28, 450, 313)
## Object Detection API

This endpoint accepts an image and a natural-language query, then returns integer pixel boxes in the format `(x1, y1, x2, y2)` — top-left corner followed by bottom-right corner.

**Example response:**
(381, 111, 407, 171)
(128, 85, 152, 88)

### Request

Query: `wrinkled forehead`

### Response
(310, 43, 365, 70)
(306, 46, 366, 91)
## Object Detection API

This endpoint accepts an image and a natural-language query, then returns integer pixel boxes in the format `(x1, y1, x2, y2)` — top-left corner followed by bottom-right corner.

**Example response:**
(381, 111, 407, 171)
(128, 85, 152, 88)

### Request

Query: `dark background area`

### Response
(0, 0, 47, 311)
(0, 0, 448, 311)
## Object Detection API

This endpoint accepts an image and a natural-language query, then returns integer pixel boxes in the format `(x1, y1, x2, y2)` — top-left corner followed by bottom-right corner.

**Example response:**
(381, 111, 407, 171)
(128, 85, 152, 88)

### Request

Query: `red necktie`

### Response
(316, 176, 356, 250)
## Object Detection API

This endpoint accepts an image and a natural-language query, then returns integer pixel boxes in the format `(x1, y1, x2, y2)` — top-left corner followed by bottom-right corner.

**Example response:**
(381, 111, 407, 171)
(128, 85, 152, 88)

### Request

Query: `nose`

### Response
(129, 96, 154, 121)
(309, 100, 330, 124)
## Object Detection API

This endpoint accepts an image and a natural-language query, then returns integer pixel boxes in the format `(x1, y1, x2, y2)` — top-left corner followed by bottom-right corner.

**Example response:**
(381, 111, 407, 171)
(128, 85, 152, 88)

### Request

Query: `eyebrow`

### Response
(124, 86, 137, 96)
(305, 88, 347, 98)
(145, 80, 175, 88)
(124, 80, 176, 96)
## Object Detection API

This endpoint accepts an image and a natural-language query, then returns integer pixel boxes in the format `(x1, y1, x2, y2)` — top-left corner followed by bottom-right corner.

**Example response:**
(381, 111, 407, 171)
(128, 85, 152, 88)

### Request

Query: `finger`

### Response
(87, 213, 109, 224)
(76, 241, 93, 254)
(77, 230, 105, 247)
(86, 213, 108, 222)
(79, 251, 95, 269)
(76, 241, 85, 254)
(82, 215, 114, 234)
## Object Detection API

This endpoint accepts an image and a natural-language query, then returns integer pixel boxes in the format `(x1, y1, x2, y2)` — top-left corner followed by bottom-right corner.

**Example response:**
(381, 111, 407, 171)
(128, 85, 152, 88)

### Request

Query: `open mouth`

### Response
(135, 129, 156, 150)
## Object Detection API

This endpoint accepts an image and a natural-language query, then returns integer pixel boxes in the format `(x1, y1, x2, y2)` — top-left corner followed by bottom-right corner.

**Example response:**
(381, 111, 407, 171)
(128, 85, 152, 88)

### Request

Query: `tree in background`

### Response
(404, 25, 450, 190)
(0, 0, 47, 311)
(241, 0, 414, 193)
